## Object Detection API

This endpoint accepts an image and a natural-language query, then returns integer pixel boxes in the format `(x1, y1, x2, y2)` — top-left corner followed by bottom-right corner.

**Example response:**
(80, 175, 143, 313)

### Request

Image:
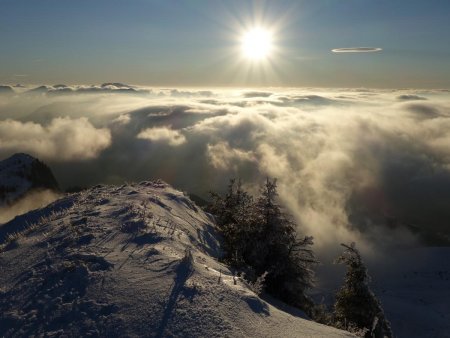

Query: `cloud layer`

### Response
(1, 86, 449, 259)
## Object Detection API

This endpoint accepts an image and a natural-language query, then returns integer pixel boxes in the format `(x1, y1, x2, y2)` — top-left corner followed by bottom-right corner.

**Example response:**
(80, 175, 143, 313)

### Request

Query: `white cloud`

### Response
(207, 142, 256, 170)
(137, 127, 186, 146)
(112, 114, 131, 125)
(0, 117, 111, 161)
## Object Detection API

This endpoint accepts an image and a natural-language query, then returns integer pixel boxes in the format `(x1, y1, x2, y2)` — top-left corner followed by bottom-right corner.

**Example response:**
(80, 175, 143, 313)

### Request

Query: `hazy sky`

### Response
(1, 0, 449, 88)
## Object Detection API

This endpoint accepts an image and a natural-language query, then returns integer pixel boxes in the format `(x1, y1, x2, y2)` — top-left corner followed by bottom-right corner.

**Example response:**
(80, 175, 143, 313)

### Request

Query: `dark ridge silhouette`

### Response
(0, 86, 14, 94)
(0, 153, 60, 206)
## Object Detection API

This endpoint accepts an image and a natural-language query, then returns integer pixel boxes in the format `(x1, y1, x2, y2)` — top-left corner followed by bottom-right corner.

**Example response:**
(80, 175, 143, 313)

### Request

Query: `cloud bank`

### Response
(1, 86, 449, 259)
(0, 117, 111, 161)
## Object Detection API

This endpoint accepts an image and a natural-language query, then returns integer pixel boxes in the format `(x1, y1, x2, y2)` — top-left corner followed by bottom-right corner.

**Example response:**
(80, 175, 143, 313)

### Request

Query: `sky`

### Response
(1, 0, 450, 88)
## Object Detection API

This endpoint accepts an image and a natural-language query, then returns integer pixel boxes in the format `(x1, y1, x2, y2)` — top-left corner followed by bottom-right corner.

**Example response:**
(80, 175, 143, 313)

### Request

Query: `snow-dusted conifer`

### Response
(334, 243, 393, 338)
(210, 178, 317, 314)
(209, 178, 255, 265)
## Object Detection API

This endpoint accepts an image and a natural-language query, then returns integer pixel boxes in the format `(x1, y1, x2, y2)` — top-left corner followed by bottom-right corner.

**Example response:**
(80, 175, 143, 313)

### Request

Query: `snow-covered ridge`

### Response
(0, 153, 59, 207)
(0, 181, 352, 337)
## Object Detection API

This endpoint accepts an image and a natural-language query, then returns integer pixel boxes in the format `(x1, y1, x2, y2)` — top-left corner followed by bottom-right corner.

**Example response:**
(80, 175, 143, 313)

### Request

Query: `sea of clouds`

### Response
(1, 84, 449, 260)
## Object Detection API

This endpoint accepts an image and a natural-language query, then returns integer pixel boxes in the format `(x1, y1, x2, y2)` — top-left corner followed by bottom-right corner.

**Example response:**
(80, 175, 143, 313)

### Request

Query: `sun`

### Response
(241, 27, 273, 61)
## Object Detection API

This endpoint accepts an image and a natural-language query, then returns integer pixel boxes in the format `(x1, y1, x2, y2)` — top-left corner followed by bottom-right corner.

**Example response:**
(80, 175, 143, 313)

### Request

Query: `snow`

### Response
(372, 248, 450, 338)
(312, 247, 450, 338)
(0, 181, 352, 337)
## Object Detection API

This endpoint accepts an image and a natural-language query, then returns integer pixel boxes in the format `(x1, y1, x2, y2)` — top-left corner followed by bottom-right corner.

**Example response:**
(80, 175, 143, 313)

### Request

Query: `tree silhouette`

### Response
(210, 178, 317, 313)
(334, 243, 393, 338)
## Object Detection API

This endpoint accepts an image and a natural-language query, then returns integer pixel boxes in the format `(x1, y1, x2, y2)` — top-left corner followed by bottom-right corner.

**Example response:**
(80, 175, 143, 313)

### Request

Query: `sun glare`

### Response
(241, 27, 273, 61)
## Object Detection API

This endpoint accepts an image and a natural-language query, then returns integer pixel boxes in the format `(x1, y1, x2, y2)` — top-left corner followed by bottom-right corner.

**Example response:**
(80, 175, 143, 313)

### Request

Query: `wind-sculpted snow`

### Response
(0, 182, 352, 337)
(1, 86, 450, 257)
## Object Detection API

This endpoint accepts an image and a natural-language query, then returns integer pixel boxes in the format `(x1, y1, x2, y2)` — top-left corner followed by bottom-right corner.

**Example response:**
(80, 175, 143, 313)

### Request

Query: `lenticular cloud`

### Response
(332, 47, 382, 53)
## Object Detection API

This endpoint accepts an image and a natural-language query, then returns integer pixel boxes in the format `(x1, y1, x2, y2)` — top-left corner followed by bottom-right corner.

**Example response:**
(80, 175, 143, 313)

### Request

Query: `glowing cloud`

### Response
(207, 142, 256, 170)
(137, 127, 186, 146)
(0, 117, 111, 161)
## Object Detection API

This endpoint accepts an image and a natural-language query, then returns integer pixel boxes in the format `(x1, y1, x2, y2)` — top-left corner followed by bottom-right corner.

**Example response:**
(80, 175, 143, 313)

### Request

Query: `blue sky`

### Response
(1, 0, 449, 88)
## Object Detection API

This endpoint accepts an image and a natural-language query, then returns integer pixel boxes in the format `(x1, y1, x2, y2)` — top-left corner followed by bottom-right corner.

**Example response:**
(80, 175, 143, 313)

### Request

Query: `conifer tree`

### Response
(209, 179, 254, 265)
(210, 178, 317, 313)
(334, 243, 393, 338)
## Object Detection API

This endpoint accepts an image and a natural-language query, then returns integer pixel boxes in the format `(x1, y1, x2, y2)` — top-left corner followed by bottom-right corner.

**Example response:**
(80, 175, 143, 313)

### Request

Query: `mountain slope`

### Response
(372, 248, 450, 338)
(0, 181, 352, 337)
(0, 153, 59, 206)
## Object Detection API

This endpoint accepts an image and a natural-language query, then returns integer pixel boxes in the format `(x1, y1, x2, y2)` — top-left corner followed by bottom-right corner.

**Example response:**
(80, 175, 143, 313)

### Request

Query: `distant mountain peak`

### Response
(0, 153, 59, 206)
(0, 85, 14, 94)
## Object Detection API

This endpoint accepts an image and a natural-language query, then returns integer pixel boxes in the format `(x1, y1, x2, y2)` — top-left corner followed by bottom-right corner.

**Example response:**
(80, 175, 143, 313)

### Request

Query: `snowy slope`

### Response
(0, 181, 352, 337)
(0, 153, 59, 206)
(313, 248, 450, 338)
(371, 248, 450, 338)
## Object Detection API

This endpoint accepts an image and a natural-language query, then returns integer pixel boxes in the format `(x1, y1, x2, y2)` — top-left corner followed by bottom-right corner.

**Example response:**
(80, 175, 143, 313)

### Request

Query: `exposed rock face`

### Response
(0, 153, 59, 206)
